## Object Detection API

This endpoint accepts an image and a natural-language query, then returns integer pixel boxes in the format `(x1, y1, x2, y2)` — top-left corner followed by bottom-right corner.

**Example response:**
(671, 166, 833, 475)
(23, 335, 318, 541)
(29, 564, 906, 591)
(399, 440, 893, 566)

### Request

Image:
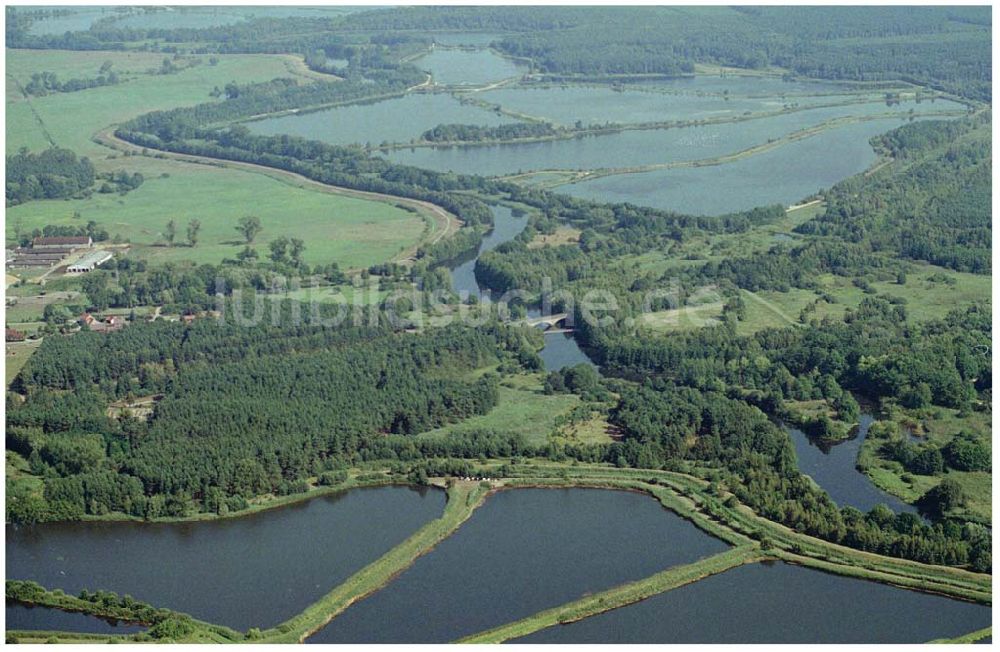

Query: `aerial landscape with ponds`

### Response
(5, 6, 992, 646)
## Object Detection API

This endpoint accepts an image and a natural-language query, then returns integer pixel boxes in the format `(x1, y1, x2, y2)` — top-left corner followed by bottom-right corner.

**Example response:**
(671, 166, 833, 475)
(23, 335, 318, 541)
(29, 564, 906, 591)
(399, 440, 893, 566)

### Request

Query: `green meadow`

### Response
(737, 264, 991, 335)
(417, 374, 607, 446)
(6, 49, 426, 268)
(7, 157, 424, 269)
(6, 49, 305, 156)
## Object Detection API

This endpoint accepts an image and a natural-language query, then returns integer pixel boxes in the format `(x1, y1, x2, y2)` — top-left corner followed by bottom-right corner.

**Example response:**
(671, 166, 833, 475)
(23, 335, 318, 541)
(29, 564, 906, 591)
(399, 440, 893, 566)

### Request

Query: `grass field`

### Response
(736, 264, 990, 335)
(7, 157, 424, 268)
(7, 49, 427, 269)
(6, 49, 303, 156)
(5, 340, 43, 387)
(859, 406, 992, 523)
(640, 302, 724, 333)
(417, 374, 598, 445)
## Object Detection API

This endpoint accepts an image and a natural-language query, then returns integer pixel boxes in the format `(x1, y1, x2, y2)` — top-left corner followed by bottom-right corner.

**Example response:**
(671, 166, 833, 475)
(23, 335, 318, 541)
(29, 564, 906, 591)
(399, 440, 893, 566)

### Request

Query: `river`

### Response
(445, 205, 597, 371)
(788, 414, 916, 515)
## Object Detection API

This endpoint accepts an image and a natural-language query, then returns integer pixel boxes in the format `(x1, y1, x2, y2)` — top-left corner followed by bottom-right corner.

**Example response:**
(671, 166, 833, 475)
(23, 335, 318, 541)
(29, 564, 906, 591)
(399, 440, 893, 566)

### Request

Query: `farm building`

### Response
(79, 313, 125, 332)
(32, 236, 92, 250)
(66, 250, 113, 273)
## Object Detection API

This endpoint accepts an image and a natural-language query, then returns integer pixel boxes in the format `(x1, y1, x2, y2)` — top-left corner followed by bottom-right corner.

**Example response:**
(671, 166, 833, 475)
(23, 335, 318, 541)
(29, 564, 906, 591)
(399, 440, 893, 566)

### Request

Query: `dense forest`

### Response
(797, 114, 991, 273)
(8, 314, 541, 521)
(7, 7, 990, 99)
(338, 6, 991, 99)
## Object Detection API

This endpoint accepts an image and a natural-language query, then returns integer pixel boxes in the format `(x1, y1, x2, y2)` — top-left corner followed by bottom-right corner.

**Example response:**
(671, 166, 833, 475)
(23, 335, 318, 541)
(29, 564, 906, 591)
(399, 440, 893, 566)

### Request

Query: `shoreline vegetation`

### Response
(7, 469, 990, 644)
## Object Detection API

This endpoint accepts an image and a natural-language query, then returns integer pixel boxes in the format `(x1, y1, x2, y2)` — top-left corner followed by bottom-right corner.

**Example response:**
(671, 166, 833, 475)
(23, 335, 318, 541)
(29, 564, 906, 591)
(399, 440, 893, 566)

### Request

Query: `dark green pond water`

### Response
(307, 487, 728, 643)
(6, 603, 146, 635)
(5, 486, 444, 632)
(515, 561, 991, 643)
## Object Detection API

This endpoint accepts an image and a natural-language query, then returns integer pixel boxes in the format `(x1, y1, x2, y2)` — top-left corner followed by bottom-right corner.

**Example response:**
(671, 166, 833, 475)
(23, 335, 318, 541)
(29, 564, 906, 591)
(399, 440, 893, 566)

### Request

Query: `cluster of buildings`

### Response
(79, 313, 126, 332)
(7, 236, 112, 273)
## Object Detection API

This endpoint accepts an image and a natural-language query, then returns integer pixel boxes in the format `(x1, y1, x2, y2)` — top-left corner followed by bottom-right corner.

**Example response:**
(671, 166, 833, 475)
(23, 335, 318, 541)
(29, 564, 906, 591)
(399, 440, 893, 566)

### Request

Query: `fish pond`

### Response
(516, 561, 991, 644)
(6, 486, 444, 632)
(307, 487, 728, 643)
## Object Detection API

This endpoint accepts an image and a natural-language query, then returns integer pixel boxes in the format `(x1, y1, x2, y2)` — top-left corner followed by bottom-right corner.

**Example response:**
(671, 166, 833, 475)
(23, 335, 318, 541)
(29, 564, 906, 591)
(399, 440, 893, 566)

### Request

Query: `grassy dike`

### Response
(457, 545, 763, 643)
(454, 467, 990, 644)
(929, 626, 992, 644)
(258, 481, 490, 643)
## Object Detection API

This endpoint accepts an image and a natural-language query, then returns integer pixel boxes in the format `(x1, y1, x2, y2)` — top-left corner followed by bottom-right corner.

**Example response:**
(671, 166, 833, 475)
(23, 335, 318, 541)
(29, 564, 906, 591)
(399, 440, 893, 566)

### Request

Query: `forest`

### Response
(8, 314, 540, 521)
(797, 114, 991, 273)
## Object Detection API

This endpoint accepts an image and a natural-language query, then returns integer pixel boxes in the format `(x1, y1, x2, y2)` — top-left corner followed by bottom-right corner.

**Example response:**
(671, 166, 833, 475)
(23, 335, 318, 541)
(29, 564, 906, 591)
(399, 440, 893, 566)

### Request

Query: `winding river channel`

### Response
(5, 45, 988, 643)
(446, 204, 597, 371)
(788, 414, 917, 515)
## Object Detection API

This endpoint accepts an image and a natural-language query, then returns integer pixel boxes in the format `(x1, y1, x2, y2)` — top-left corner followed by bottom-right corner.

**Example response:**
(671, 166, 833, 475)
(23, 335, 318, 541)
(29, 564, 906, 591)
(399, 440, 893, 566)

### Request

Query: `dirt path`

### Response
(741, 289, 801, 328)
(787, 199, 822, 212)
(94, 127, 461, 264)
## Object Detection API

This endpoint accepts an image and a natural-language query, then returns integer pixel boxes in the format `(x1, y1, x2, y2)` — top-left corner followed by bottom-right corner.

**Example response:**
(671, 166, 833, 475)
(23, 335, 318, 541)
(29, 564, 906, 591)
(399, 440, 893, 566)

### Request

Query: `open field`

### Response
(5, 339, 43, 387)
(6, 50, 311, 156)
(7, 49, 432, 269)
(736, 264, 991, 335)
(640, 302, 724, 333)
(417, 375, 589, 445)
(7, 157, 425, 269)
(527, 226, 581, 248)
(859, 406, 992, 524)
